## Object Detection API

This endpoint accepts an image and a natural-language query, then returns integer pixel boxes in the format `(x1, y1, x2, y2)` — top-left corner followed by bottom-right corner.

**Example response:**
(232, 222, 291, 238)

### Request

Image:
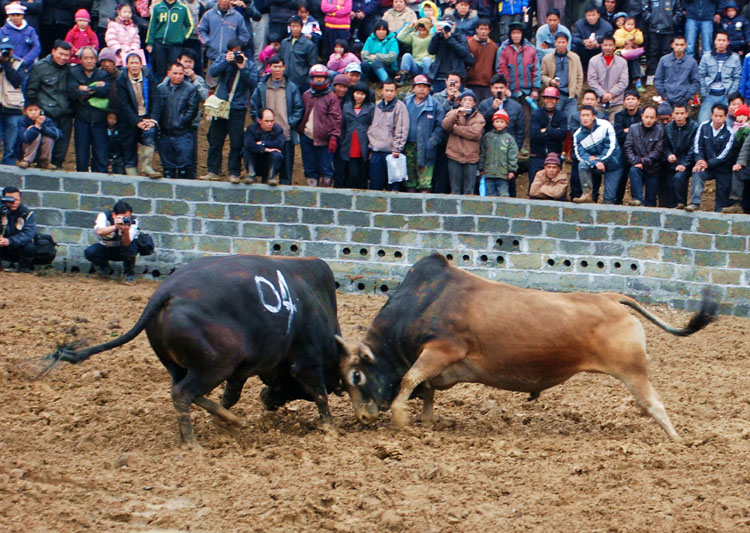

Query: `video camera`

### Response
(436, 21, 452, 34)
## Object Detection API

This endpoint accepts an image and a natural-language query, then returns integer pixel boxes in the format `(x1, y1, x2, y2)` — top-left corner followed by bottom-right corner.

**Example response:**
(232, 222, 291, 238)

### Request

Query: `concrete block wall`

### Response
(2, 167, 749, 317)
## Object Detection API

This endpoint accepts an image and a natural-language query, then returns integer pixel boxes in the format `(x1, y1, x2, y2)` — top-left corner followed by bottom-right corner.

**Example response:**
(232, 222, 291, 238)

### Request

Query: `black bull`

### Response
(38, 255, 344, 448)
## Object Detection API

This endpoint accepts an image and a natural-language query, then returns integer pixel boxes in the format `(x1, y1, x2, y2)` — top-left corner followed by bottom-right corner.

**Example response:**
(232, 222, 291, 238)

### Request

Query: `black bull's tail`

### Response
(617, 294, 719, 336)
(34, 291, 172, 378)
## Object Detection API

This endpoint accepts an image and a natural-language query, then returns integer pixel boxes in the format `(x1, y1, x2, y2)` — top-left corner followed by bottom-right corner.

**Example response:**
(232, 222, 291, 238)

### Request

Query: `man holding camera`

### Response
(427, 15, 475, 93)
(0, 186, 36, 272)
(0, 38, 27, 166)
(84, 200, 140, 283)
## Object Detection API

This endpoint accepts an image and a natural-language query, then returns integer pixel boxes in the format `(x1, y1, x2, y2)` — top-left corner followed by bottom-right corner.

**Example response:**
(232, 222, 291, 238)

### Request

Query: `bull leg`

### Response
(222, 367, 252, 409)
(619, 374, 680, 440)
(418, 386, 435, 426)
(290, 363, 333, 425)
(171, 383, 199, 449)
(193, 396, 246, 427)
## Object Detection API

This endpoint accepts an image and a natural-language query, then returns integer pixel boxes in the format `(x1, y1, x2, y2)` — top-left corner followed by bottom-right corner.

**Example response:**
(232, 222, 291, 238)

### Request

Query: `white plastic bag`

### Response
(386, 153, 408, 184)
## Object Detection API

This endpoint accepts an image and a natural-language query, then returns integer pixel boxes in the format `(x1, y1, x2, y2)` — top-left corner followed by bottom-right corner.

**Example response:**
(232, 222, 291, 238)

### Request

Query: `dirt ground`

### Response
(1, 271, 748, 532)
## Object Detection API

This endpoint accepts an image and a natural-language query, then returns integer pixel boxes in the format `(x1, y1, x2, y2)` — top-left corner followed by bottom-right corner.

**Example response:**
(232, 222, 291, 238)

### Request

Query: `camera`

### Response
(233, 52, 245, 64)
(0, 49, 10, 58)
(121, 216, 134, 226)
(0, 195, 14, 216)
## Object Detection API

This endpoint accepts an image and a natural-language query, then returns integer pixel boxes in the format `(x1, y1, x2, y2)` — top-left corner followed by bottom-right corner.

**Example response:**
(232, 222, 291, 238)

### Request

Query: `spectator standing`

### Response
(720, 1, 750, 57)
(624, 105, 665, 206)
(664, 101, 699, 209)
(452, 0, 478, 40)
(685, 0, 718, 58)
(687, 103, 734, 211)
(535, 8, 571, 60)
(93, 0, 122, 47)
(540, 31, 583, 127)
(697, 30, 742, 123)
(25, 40, 73, 170)
(573, 105, 623, 204)
(0, 1, 42, 35)
(382, 0, 415, 33)
(115, 53, 159, 177)
(202, 38, 258, 183)
(529, 152, 569, 200)
(402, 74, 444, 192)
(0, 186, 36, 272)
(0, 39, 26, 166)
(339, 81, 374, 188)
(268, 0, 299, 41)
(571, 4, 613, 74)
(299, 63, 341, 187)
(643, 0, 683, 85)
(479, 109, 518, 197)
(395, 18, 434, 81)
(598, 0, 619, 26)
(367, 78, 409, 190)
(105, 3, 146, 67)
(442, 88, 485, 194)
(250, 54, 304, 185)
(244, 107, 286, 184)
(497, 0, 527, 44)
(106, 111, 125, 174)
(68, 46, 110, 174)
(528, 86, 568, 191)
(427, 15, 475, 92)
(98, 48, 121, 115)
(431, 71, 462, 193)
(0, 3, 40, 72)
(65, 10, 100, 65)
(613, 90, 642, 203)
(465, 18, 496, 102)
(145, 0, 195, 81)
(496, 22, 540, 103)
(13, 101, 61, 169)
(295, 2, 323, 45)
(478, 73, 525, 148)
(181, 0, 209, 77)
(198, 0, 250, 87)
(654, 35, 701, 107)
(361, 19, 399, 82)
(178, 48, 208, 179)
(587, 35, 629, 120)
(279, 15, 318, 92)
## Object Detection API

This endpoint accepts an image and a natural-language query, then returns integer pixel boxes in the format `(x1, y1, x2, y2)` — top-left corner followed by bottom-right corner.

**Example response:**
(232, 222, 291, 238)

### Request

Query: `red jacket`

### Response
(65, 26, 100, 64)
(300, 88, 341, 146)
(497, 39, 540, 97)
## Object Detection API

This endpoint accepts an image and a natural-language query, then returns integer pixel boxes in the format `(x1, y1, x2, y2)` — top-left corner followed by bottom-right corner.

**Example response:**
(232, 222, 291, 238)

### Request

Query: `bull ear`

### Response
(359, 344, 376, 364)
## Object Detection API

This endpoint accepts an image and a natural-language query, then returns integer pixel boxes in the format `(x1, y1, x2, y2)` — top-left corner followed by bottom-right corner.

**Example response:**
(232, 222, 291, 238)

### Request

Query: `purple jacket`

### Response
(300, 88, 342, 146)
(0, 21, 41, 69)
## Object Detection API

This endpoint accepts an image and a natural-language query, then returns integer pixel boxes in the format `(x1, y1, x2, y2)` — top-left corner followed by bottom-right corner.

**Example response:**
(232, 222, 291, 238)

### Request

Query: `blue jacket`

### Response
(693, 120, 734, 171)
(352, 0, 379, 17)
(250, 74, 304, 142)
(574, 118, 623, 170)
(0, 21, 40, 69)
(198, 5, 250, 61)
(720, 2, 750, 55)
(498, 0, 527, 16)
(14, 115, 62, 160)
(654, 51, 701, 104)
(684, 0, 719, 21)
(402, 93, 445, 166)
(0, 203, 35, 248)
(209, 56, 259, 110)
(698, 49, 742, 97)
(739, 55, 750, 100)
(571, 17, 613, 50)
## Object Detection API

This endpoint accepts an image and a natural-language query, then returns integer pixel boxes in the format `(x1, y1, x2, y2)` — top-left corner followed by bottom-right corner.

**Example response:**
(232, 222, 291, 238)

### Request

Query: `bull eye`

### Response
(348, 369, 366, 387)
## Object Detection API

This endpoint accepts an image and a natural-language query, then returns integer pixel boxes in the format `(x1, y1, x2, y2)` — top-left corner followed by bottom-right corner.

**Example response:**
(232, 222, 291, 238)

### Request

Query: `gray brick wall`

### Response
(3, 167, 749, 317)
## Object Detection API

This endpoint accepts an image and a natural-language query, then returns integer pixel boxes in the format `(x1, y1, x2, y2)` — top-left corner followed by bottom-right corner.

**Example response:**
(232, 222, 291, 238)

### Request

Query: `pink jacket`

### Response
(259, 44, 277, 74)
(105, 18, 144, 66)
(327, 52, 360, 73)
(65, 26, 99, 64)
(321, 0, 352, 30)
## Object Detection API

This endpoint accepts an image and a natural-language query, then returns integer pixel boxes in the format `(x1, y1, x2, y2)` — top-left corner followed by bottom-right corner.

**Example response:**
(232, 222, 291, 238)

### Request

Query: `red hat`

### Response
(75, 8, 91, 21)
(735, 104, 750, 118)
(413, 74, 431, 86)
(542, 86, 560, 99)
(492, 109, 510, 123)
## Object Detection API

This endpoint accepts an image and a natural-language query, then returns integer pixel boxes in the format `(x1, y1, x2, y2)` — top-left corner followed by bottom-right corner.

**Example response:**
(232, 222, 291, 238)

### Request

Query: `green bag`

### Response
(88, 96, 110, 110)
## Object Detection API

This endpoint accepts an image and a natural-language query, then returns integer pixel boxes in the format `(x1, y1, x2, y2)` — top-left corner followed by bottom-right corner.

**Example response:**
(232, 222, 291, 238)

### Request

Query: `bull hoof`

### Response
(391, 404, 410, 429)
(260, 387, 283, 411)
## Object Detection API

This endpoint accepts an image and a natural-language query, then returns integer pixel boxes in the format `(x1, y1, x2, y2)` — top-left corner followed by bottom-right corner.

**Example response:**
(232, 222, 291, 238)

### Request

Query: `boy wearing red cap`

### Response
(479, 109, 518, 197)
(65, 9, 99, 64)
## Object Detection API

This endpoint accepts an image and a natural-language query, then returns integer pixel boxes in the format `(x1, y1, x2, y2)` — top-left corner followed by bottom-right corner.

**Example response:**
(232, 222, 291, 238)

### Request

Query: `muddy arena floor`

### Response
(0, 271, 748, 532)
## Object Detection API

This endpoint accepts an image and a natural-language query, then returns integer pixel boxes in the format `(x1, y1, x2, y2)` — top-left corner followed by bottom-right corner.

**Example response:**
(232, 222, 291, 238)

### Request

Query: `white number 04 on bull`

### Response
(255, 271, 297, 334)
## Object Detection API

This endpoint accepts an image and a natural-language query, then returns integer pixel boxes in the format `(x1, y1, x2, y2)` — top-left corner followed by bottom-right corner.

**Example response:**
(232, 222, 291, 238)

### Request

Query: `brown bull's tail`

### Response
(34, 291, 172, 378)
(617, 293, 718, 337)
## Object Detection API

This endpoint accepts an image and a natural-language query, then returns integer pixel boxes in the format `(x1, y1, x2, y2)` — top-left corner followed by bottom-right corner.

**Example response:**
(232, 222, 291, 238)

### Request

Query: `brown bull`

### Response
(338, 253, 717, 440)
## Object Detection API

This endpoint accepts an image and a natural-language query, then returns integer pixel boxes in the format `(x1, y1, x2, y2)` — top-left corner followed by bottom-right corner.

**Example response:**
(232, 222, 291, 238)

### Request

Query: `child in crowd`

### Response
(296, 2, 322, 45)
(614, 16, 645, 91)
(321, 0, 352, 52)
(339, 81, 375, 189)
(258, 33, 282, 75)
(383, 0, 417, 33)
(106, 112, 125, 174)
(105, 3, 145, 66)
(721, 1, 750, 58)
(327, 39, 361, 74)
(419, 0, 440, 27)
(479, 109, 517, 197)
(529, 152, 569, 200)
(65, 9, 99, 64)
(396, 18, 434, 81)
(361, 20, 399, 82)
(14, 101, 62, 170)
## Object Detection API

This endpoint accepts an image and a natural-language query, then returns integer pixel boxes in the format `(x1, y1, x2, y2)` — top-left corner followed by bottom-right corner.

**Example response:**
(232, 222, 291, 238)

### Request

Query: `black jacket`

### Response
(614, 108, 642, 149)
(664, 119, 699, 168)
(25, 55, 72, 119)
(115, 67, 158, 128)
(624, 122, 665, 175)
(478, 95, 525, 149)
(428, 32, 475, 80)
(694, 121, 735, 171)
(339, 101, 375, 162)
(1, 203, 36, 248)
(244, 122, 286, 154)
(152, 80, 199, 136)
(529, 107, 568, 158)
(644, 0, 684, 34)
(67, 65, 110, 123)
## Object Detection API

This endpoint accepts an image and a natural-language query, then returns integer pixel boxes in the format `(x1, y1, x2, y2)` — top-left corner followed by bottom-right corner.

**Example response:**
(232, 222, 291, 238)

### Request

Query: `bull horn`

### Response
(360, 344, 376, 364)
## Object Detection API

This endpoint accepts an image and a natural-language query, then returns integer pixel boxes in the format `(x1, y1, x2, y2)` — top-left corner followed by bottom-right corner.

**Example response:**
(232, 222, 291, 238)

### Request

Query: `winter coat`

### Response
(13, 115, 61, 160)
(614, 27, 644, 50)
(664, 118, 699, 168)
(442, 107, 485, 163)
(466, 36, 498, 88)
(65, 26, 99, 64)
(478, 95, 525, 147)
(396, 25, 434, 62)
(244, 122, 286, 154)
(402, 93, 445, 166)
(574, 118, 623, 170)
(300, 88, 341, 146)
(571, 17, 613, 50)
(587, 53, 629, 106)
(454, 12, 478, 40)
(67, 65, 110, 123)
(693, 120, 735, 171)
(428, 32, 475, 80)
(684, 0, 719, 21)
(541, 49, 584, 99)
(352, 0, 379, 17)
(367, 97, 409, 153)
(535, 23, 571, 59)
(624, 122, 665, 175)
(250, 74, 304, 142)
(654, 52, 701, 104)
(340, 101, 374, 161)
(146, 0, 195, 46)
(268, 0, 298, 26)
(279, 35, 317, 89)
(197, 5, 250, 62)
(209, 56, 259, 110)
(25, 55, 72, 119)
(529, 107, 568, 158)
(0, 202, 35, 247)
(321, 0, 353, 29)
(0, 21, 41, 69)
(327, 52, 361, 73)
(152, 79, 199, 136)
(479, 129, 517, 178)
(498, 0, 527, 16)
(614, 108, 642, 148)
(496, 39, 540, 97)
(1, 0, 43, 32)
(720, 7, 750, 55)
(361, 31, 399, 67)
(643, 0, 684, 34)
(698, 49, 742, 97)
(529, 168, 569, 199)
(0, 58, 26, 115)
(105, 18, 144, 66)
(382, 7, 417, 33)
(115, 67, 158, 127)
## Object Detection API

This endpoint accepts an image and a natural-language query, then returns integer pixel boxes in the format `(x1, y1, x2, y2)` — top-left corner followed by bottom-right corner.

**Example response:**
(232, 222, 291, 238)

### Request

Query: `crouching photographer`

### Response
(0, 186, 36, 272)
(84, 200, 153, 283)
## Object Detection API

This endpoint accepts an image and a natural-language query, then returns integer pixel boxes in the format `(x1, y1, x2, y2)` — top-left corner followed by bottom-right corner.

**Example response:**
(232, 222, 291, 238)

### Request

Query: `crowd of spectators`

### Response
(0, 0, 749, 213)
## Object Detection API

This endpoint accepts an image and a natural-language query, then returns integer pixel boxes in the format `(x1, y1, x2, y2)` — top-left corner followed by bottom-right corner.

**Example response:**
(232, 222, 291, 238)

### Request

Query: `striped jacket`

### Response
(693, 120, 735, 172)
(321, 0, 352, 30)
(573, 118, 623, 170)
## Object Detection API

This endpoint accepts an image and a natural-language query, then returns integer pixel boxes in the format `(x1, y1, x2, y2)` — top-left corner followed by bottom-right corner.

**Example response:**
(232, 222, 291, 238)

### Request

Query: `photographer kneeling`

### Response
(84, 200, 140, 283)
(0, 186, 36, 272)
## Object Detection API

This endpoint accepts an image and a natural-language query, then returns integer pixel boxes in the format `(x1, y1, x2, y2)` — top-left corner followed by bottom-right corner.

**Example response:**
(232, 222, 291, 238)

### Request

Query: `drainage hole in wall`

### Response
(342, 247, 351, 255)
(547, 258, 555, 266)
(379, 285, 389, 293)
(446, 254, 454, 261)
(462, 254, 470, 262)
(356, 282, 366, 291)
(496, 238, 504, 246)
(614, 261, 622, 269)
(596, 261, 605, 269)
(290, 244, 299, 252)
(512, 239, 520, 247)
(71, 266, 80, 273)
(563, 259, 571, 267)
(630, 263, 638, 271)
(359, 248, 368, 256)
(580, 260, 589, 268)
(480, 254, 488, 263)
(377, 249, 385, 257)
(152, 270, 161, 278)
(394, 251, 403, 259)
(496, 256, 505, 264)
(272, 243, 281, 252)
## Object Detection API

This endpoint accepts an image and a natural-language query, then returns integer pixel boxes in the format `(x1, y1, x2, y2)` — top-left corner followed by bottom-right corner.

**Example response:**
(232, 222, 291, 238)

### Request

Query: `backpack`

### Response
(135, 232, 155, 256)
(32, 233, 58, 265)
